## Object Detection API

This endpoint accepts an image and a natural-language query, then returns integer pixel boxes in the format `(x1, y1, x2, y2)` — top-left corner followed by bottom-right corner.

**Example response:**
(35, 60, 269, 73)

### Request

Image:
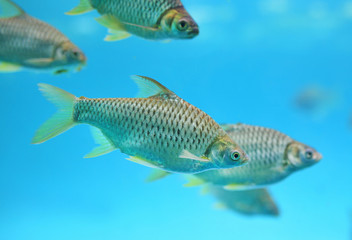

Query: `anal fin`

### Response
(84, 127, 116, 158)
(65, 0, 94, 15)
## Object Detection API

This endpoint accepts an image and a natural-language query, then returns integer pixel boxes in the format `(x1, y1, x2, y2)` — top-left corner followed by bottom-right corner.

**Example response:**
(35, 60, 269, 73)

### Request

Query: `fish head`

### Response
(285, 141, 322, 169)
(208, 136, 249, 168)
(53, 41, 87, 72)
(160, 8, 199, 39)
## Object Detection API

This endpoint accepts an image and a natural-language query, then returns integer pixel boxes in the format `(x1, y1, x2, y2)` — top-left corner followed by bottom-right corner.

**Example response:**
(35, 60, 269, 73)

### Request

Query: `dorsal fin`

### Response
(131, 75, 175, 98)
(0, 0, 25, 18)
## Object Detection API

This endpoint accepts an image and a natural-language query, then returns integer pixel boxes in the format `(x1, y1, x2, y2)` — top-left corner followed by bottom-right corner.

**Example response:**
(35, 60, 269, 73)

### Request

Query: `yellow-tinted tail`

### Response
(32, 84, 76, 144)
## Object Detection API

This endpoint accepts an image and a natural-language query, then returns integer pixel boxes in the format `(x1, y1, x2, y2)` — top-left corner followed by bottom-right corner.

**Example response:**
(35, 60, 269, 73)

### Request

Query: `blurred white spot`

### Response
(259, 0, 289, 14)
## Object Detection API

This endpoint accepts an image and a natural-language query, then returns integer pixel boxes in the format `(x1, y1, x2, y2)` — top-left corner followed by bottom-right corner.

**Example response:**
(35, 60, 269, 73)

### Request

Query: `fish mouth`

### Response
(79, 53, 87, 64)
(187, 27, 199, 38)
(315, 152, 323, 161)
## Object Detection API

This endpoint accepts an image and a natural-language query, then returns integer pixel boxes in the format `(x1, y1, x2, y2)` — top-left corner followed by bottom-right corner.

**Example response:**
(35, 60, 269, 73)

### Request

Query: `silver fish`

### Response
(0, 0, 86, 74)
(147, 123, 322, 189)
(66, 0, 199, 41)
(32, 76, 249, 174)
(208, 186, 279, 216)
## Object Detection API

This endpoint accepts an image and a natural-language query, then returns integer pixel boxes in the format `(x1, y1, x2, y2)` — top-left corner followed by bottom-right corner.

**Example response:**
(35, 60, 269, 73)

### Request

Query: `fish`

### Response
(147, 123, 322, 189)
(66, 0, 199, 41)
(208, 186, 279, 217)
(32, 76, 249, 174)
(295, 85, 339, 119)
(0, 0, 86, 74)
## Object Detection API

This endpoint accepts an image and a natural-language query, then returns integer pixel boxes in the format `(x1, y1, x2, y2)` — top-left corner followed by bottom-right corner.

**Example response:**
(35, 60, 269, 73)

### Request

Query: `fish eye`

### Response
(177, 20, 189, 31)
(72, 51, 79, 57)
(305, 149, 314, 159)
(230, 151, 241, 161)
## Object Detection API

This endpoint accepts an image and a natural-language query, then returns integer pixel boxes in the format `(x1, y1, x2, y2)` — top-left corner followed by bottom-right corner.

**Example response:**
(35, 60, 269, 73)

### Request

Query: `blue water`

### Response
(1, 0, 352, 239)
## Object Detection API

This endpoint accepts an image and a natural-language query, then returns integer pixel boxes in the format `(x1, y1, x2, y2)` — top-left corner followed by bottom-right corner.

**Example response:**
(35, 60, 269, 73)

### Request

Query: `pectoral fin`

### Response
(0, 62, 21, 72)
(84, 127, 116, 158)
(126, 155, 159, 169)
(25, 58, 54, 67)
(179, 150, 210, 162)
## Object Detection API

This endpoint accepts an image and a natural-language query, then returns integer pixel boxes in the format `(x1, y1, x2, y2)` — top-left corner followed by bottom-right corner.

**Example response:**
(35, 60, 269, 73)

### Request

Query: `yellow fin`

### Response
(183, 175, 206, 187)
(131, 75, 175, 98)
(126, 155, 158, 169)
(214, 202, 227, 210)
(179, 150, 210, 162)
(25, 58, 54, 67)
(0, 0, 24, 18)
(32, 84, 76, 144)
(146, 169, 171, 182)
(105, 29, 131, 41)
(0, 62, 21, 72)
(95, 15, 126, 31)
(200, 185, 211, 195)
(84, 127, 116, 158)
(65, 0, 93, 15)
(223, 183, 247, 191)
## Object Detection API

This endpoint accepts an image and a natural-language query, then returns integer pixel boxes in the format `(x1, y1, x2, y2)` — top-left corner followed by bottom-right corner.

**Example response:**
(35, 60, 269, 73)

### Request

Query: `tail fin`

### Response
(65, 0, 94, 15)
(32, 84, 76, 144)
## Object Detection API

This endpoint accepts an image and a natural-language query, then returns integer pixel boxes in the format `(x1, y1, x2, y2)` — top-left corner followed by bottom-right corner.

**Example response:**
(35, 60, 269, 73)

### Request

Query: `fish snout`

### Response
(315, 152, 323, 161)
(188, 27, 199, 37)
(240, 153, 250, 166)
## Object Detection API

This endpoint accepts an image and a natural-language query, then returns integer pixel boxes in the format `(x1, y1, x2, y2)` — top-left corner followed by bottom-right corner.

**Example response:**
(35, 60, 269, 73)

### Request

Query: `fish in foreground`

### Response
(147, 123, 322, 189)
(0, 0, 86, 74)
(66, 0, 199, 41)
(32, 76, 248, 174)
(208, 186, 279, 216)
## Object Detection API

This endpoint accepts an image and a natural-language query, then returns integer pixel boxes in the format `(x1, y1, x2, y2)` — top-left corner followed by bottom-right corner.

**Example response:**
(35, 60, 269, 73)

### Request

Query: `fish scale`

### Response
(90, 0, 183, 27)
(0, 0, 86, 73)
(0, 15, 66, 64)
(74, 96, 223, 172)
(195, 124, 294, 186)
(33, 77, 248, 173)
(67, 0, 198, 40)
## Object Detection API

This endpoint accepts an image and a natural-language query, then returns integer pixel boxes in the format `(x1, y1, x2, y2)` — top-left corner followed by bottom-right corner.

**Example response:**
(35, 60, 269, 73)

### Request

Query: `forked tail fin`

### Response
(32, 84, 76, 144)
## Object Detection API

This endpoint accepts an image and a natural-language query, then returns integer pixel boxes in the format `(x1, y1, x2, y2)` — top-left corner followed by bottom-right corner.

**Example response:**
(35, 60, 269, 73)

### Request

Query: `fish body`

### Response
(209, 186, 279, 216)
(148, 123, 322, 188)
(0, 0, 86, 74)
(193, 124, 322, 189)
(32, 76, 248, 174)
(67, 0, 199, 41)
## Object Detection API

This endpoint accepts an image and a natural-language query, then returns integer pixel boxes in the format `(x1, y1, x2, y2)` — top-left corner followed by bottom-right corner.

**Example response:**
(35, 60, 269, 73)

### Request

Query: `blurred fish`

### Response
(66, 0, 199, 41)
(295, 85, 339, 119)
(0, 0, 86, 74)
(32, 76, 248, 174)
(207, 186, 279, 217)
(147, 123, 322, 189)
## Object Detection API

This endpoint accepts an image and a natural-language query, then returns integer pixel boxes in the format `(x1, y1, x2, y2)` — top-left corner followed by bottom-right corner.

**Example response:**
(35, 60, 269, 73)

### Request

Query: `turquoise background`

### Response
(0, 0, 351, 239)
